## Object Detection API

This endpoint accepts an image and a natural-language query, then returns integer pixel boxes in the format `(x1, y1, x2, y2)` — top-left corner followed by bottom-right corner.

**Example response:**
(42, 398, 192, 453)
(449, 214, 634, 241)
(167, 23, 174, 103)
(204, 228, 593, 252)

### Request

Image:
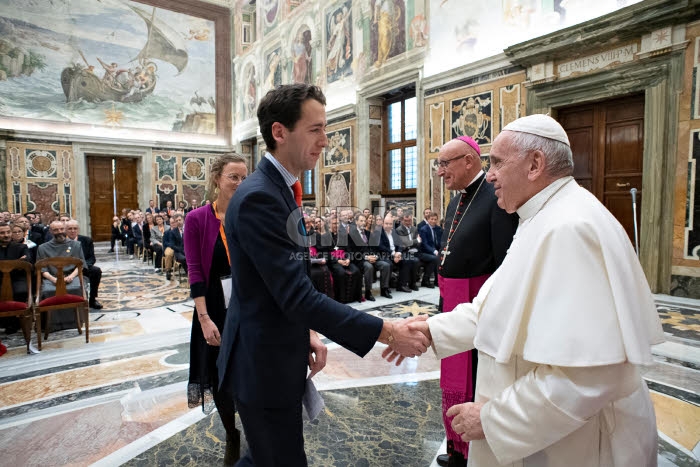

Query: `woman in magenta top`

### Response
(184, 153, 247, 465)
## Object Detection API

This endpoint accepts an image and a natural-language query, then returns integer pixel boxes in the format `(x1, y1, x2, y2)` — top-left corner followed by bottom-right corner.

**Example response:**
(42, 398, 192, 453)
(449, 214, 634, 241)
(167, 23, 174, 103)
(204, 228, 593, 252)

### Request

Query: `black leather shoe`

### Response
(448, 451, 466, 467)
(398, 285, 412, 293)
(365, 291, 375, 301)
(89, 300, 103, 310)
(422, 282, 436, 289)
(381, 288, 393, 299)
(410, 284, 419, 291)
(436, 453, 449, 467)
(166, 271, 172, 280)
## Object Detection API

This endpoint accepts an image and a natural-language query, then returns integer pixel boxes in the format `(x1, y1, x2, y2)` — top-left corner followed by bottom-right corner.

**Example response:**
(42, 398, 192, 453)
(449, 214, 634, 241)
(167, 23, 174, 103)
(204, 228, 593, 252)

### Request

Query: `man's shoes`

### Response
(397, 285, 412, 293)
(108, 249, 114, 253)
(129, 255, 134, 259)
(436, 453, 449, 467)
(166, 271, 172, 280)
(410, 283, 419, 291)
(421, 281, 435, 289)
(89, 300, 103, 310)
(448, 451, 466, 467)
(365, 291, 375, 301)
(381, 288, 393, 299)
(155, 268, 161, 273)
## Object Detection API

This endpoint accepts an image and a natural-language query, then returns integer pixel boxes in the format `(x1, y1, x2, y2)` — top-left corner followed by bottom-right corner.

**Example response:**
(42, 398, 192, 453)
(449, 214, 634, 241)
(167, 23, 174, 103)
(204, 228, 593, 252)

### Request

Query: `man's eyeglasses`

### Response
(223, 173, 246, 184)
(437, 154, 467, 169)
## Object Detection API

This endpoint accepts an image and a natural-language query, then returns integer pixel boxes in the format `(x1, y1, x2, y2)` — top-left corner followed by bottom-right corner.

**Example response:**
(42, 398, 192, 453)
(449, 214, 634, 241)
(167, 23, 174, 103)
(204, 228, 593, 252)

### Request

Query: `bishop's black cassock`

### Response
(439, 172, 518, 279)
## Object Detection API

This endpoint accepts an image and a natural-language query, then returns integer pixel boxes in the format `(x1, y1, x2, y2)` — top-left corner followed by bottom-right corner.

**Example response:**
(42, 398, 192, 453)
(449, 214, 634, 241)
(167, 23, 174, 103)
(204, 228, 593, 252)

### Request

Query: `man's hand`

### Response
(308, 330, 327, 379)
(381, 315, 430, 359)
(382, 316, 431, 365)
(446, 402, 485, 442)
(367, 254, 377, 264)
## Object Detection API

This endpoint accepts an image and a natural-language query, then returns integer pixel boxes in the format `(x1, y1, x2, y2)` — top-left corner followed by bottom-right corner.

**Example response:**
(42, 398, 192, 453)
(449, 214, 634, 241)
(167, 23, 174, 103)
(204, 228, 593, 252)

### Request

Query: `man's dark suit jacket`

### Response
(163, 228, 184, 254)
(418, 224, 440, 255)
(217, 156, 383, 408)
(393, 224, 420, 253)
(77, 235, 97, 267)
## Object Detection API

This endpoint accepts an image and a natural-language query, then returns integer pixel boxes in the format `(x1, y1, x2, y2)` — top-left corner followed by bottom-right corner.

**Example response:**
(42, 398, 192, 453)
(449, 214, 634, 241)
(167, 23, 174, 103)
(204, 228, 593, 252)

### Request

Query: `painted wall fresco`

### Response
(5, 142, 75, 219)
(262, 0, 282, 36)
(325, 1, 353, 83)
(370, 0, 406, 68)
(324, 127, 352, 167)
(451, 91, 492, 145)
(291, 25, 313, 84)
(264, 46, 283, 91)
(426, 0, 642, 76)
(0, 0, 218, 134)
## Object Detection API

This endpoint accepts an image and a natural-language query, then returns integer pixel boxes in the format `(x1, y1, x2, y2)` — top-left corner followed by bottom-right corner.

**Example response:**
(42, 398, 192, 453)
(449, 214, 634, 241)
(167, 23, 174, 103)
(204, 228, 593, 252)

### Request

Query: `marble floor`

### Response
(0, 242, 698, 466)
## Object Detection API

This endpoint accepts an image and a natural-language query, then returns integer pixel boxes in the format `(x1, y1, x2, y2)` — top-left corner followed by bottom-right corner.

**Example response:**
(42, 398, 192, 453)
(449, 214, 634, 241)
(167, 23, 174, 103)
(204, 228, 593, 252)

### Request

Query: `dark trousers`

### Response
(361, 260, 390, 290)
(152, 244, 164, 268)
(419, 253, 440, 284)
(110, 232, 121, 250)
(212, 379, 239, 438)
(235, 399, 306, 467)
(83, 266, 102, 303)
(397, 257, 419, 287)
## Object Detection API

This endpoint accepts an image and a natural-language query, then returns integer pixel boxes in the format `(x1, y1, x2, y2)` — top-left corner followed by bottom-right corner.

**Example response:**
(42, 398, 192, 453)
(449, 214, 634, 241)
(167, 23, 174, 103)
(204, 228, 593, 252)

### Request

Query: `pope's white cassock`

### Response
(427, 176, 665, 467)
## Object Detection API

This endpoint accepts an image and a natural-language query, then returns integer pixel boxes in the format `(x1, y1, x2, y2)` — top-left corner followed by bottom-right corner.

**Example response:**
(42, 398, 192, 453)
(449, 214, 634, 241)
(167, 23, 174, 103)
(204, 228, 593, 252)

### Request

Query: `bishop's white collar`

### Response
(459, 171, 485, 193)
(516, 176, 573, 221)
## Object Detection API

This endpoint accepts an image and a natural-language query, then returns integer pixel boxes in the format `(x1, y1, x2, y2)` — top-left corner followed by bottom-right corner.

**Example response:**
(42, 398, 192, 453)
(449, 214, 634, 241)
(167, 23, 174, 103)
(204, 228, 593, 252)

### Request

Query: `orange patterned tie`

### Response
(291, 180, 302, 207)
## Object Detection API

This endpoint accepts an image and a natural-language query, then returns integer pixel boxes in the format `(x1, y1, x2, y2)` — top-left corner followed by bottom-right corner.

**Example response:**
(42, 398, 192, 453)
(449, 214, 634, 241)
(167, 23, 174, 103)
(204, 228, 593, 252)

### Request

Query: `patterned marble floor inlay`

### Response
(658, 306, 700, 342)
(123, 379, 444, 467)
(0, 242, 698, 466)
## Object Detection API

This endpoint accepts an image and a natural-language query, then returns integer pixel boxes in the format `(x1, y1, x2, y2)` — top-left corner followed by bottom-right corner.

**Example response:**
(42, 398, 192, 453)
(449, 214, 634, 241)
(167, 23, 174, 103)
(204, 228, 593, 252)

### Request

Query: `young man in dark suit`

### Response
(417, 211, 441, 288)
(218, 84, 429, 466)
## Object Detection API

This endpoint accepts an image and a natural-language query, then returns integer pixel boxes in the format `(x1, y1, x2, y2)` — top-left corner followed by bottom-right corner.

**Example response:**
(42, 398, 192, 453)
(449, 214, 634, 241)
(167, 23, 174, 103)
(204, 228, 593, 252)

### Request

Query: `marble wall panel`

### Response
(152, 151, 227, 207)
(182, 185, 206, 208)
(369, 124, 383, 194)
(429, 102, 444, 153)
(499, 84, 520, 131)
(4, 141, 74, 217)
(27, 182, 59, 218)
(428, 158, 443, 216)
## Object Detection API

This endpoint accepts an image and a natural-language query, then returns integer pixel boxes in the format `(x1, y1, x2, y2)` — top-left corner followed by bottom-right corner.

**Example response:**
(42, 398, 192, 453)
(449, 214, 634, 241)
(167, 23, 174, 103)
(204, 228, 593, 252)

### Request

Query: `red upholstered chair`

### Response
(34, 257, 89, 350)
(0, 260, 34, 354)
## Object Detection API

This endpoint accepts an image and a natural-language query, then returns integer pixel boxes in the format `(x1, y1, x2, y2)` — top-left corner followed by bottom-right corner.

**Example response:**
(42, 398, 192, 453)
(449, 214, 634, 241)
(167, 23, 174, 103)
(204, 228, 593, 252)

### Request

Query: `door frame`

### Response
(72, 143, 153, 238)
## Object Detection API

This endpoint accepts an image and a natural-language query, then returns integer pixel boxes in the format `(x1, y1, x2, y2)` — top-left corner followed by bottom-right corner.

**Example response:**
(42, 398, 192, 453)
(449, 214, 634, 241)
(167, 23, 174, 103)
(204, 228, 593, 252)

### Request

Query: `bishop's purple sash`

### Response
(438, 273, 490, 457)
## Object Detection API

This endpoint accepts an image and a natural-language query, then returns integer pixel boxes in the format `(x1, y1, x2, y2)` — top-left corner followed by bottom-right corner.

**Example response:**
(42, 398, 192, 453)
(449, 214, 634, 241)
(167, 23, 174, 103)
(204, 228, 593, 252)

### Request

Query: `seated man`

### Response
(372, 214, 411, 297)
(349, 213, 390, 302)
(417, 211, 441, 288)
(392, 213, 421, 291)
(0, 222, 30, 334)
(322, 216, 362, 303)
(36, 221, 87, 331)
(66, 220, 103, 310)
(163, 213, 186, 280)
(132, 212, 144, 258)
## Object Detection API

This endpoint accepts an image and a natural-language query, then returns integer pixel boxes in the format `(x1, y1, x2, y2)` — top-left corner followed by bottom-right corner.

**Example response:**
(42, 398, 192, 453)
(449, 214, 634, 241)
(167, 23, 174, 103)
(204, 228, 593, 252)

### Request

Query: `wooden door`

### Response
(115, 158, 139, 216)
(558, 94, 644, 245)
(87, 157, 114, 242)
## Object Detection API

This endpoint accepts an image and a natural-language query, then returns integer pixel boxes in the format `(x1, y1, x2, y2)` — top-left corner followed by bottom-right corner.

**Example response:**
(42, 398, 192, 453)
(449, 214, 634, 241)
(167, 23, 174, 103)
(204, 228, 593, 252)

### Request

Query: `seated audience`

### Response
(0, 222, 30, 334)
(110, 216, 121, 253)
(417, 211, 441, 288)
(163, 200, 174, 217)
(65, 220, 103, 309)
(350, 214, 390, 302)
(132, 212, 144, 259)
(143, 213, 154, 262)
(121, 211, 133, 253)
(322, 216, 362, 303)
(163, 213, 186, 280)
(10, 222, 37, 265)
(374, 214, 413, 294)
(36, 221, 87, 331)
(146, 200, 160, 214)
(393, 213, 421, 291)
(150, 214, 169, 272)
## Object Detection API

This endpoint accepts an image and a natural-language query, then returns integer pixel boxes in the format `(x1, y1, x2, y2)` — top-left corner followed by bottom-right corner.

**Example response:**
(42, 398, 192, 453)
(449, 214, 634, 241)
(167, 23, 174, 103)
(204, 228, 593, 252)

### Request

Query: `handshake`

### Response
(379, 315, 432, 366)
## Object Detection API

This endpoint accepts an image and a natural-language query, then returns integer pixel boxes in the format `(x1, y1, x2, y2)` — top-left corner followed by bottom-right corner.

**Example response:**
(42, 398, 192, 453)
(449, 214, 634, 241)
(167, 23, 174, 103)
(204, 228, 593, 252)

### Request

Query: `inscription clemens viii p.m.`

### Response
(558, 44, 638, 78)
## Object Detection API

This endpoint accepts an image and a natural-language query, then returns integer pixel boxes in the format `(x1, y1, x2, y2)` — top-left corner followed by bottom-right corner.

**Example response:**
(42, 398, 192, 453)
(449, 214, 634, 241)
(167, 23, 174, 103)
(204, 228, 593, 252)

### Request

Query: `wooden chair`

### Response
(34, 257, 89, 350)
(0, 260, 34, 354)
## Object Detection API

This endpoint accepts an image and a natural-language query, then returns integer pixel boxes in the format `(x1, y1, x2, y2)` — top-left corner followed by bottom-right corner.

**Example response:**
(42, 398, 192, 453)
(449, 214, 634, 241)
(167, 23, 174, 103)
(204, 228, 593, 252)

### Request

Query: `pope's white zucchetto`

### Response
(502, 114, 570, 147)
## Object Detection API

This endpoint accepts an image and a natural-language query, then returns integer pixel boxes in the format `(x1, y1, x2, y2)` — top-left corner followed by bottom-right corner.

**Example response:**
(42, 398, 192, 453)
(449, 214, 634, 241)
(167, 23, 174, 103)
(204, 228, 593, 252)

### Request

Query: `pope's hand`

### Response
(381, 315, 431, 364)
(308, 330, 327, 379)
(447, 402, 485, 442)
